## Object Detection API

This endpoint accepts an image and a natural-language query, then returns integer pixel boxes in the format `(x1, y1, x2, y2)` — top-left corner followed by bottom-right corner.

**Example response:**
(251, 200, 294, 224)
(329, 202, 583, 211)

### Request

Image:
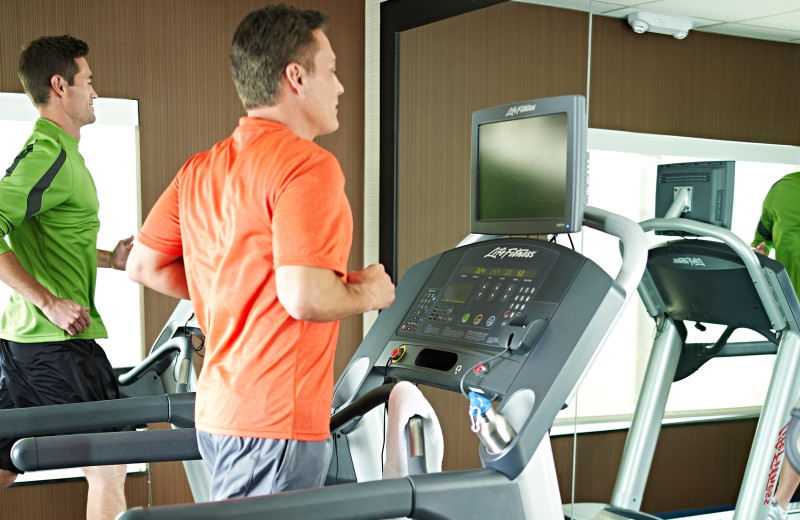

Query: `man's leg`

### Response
(61, 341, 126, 520)
(775, 460, 800, 511)
(0, 469, 17, 488)
(82, 464, 127, 520)
(1, 340, 127, 518)
(273, 437, 332, 493)
(197, 431, 330, 501)
(0, 355, 22, 489)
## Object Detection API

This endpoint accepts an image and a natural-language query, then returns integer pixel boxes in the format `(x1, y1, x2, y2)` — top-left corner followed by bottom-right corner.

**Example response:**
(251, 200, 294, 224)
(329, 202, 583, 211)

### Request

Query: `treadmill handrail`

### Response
(119, 477, 415, 520)
(11, 428, 201, 471)
(118, 336, 195, 392)
(639, 217, 787, 331)
(583, 206, 647, 298)
(5, 384, 393, 472)
(330, 383, 396, 433)
(116, 467, 523, 520)
(0, 393, 196, 437)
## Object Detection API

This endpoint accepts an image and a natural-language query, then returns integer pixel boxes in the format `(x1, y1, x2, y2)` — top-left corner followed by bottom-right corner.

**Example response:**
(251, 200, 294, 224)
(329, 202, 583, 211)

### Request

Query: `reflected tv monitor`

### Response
(654, 161, 735, 235)
(470, 95, 587, 236)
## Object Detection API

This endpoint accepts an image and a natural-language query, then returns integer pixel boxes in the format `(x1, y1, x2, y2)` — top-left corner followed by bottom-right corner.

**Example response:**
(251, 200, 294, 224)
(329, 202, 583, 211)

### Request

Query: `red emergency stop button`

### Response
(391, 345, 406, 362)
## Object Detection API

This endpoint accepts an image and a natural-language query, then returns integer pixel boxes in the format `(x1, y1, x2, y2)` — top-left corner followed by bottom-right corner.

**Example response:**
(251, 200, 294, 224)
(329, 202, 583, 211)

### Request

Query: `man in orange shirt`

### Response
(127, 4, 395, 500)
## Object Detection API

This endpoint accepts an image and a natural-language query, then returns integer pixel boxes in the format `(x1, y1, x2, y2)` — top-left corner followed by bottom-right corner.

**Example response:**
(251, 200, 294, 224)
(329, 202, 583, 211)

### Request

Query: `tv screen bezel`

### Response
(469, 95, 587, 236)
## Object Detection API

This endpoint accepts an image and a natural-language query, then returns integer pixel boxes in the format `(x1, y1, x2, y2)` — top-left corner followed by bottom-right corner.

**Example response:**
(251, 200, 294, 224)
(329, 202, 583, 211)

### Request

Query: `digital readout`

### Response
(440, 282, 477, 304)
(459, 266, 537, 278)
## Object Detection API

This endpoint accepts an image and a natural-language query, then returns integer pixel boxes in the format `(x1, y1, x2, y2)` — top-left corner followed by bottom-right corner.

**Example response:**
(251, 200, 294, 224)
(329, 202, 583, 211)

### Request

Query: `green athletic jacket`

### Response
(752, 171, 800, 299)
(0, 118, 107, 342)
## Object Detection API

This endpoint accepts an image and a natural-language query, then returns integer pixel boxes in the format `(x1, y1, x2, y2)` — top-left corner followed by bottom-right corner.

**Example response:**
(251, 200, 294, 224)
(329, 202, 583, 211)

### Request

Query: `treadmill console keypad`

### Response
(401, 289, 440, 333)
(397, 243, 557, 348)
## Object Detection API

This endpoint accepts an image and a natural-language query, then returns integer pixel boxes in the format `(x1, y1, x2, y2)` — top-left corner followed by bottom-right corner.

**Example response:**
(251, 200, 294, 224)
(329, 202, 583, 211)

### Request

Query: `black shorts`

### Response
(0, 338, 121, 474)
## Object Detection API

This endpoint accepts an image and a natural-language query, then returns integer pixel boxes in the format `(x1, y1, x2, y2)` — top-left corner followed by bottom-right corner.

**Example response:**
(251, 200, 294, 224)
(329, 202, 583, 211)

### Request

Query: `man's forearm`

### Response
(276, 264, 394, 322)
(97, 249, 114, 269)
(126, 244, 190, 300)
(130, 264, 190, 300)
(0, 250, 56, 309)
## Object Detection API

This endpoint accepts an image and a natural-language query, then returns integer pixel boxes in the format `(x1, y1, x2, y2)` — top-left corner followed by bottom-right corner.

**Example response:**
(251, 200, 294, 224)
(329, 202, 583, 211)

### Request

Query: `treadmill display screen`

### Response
(398, 243, 557, 348)
(459, 265, 537, 278)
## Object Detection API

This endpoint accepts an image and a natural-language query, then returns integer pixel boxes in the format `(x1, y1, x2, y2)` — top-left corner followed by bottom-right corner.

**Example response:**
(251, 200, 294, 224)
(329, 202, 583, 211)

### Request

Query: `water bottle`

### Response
(469, 391, 516, 454)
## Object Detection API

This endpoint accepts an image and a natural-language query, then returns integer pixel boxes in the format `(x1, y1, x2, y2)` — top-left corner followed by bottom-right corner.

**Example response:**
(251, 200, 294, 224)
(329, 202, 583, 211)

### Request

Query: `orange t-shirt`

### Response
(138, 118, 352, 441)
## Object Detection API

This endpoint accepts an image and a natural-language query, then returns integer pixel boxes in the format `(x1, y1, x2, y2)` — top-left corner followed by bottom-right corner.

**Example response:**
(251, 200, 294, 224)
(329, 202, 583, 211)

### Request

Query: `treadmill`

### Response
(113, 204, 647, 520)
(568, 163, 800, 519)
(5, 208, 647, 520)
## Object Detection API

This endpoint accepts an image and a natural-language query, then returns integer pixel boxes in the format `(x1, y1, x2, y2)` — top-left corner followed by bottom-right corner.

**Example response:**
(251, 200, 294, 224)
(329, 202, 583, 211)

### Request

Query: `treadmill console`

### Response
(398, 243, 557, 349)
(371, 238, 614, 400)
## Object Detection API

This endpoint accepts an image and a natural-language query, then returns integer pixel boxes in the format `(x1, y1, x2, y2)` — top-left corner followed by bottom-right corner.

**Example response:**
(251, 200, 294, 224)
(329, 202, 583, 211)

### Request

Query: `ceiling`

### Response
(513, 0, 800, 44)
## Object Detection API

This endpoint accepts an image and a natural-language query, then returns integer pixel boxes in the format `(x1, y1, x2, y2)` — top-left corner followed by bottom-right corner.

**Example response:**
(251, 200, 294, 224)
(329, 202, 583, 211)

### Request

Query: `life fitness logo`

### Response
(484, 247, 537, 259)
(673, 257, 707, 267)
(764, 422, 789, 505)
(505, 104, 536, 117)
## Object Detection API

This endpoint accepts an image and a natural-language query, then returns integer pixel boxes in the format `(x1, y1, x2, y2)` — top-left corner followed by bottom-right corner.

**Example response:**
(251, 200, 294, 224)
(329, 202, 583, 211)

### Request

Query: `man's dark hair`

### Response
(230, 4, 328, 110)
(18, 35, 89, 107)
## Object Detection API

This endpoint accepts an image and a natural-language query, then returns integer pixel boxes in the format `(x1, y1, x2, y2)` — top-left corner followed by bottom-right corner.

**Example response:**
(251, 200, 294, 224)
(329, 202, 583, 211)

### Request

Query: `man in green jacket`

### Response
(0, 35, 133, 520)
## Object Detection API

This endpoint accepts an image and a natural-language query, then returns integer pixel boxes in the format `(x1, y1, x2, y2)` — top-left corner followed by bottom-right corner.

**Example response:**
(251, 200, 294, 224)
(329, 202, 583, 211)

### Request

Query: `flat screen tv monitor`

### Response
(470, 95, 587, 236)
(654, 161, 735, 235)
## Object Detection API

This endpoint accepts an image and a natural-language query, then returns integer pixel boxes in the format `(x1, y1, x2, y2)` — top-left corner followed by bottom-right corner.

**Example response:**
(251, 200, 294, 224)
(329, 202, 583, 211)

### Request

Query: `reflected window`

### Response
(555, 129, 800, 428)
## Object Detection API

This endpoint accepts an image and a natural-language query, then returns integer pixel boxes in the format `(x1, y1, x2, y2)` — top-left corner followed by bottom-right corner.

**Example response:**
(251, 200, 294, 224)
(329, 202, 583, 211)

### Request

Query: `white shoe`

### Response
(768, 499, 789, 520)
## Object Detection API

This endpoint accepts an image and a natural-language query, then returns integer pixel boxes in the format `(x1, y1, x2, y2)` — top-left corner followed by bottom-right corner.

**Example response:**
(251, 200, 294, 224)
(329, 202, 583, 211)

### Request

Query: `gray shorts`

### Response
(196, 430, 332, 501)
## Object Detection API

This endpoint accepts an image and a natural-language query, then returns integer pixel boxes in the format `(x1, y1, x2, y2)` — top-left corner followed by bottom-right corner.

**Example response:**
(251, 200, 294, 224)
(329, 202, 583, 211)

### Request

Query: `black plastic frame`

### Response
(469, 95, 587, 235)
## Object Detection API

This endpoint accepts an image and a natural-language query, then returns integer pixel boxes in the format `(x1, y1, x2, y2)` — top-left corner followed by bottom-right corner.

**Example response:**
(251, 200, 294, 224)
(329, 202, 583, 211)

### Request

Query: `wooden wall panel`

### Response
(590, 15, 800, 145)
(0, 474, 149, 520)
(0, 1, 365, 518)
(552, 419, 758, 514)
(397, 3, 590, 277)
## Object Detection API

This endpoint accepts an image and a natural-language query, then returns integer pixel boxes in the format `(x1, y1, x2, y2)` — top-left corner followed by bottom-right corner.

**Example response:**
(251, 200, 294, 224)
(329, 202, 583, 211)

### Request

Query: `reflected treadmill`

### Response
(568, 217, 800, 520)
(115, 206, 647, 520)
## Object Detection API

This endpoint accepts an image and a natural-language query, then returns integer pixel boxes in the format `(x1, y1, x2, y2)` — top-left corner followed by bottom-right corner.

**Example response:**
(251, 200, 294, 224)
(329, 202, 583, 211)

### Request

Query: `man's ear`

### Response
(49, 75, 67, 98)
(284, 63, 305, 95)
